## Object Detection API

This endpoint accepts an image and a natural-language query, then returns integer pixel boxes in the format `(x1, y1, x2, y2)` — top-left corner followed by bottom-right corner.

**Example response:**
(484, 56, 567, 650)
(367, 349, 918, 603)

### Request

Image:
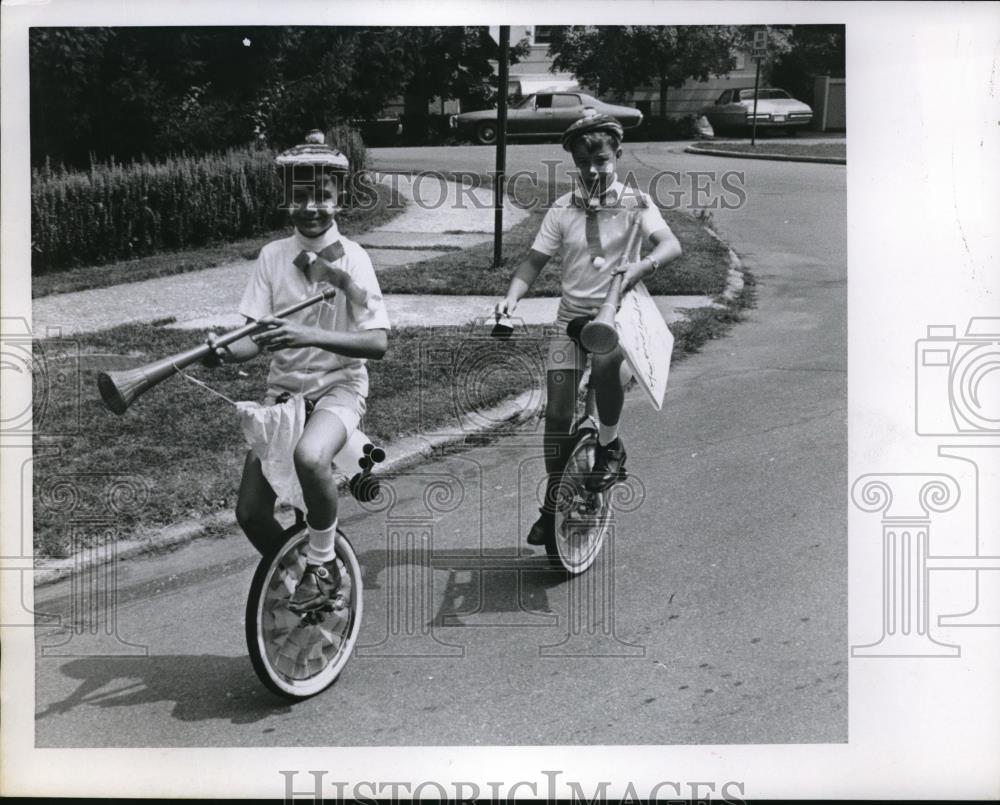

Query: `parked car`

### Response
(450, 91, 643, 145)
(699, 88, 813, 134)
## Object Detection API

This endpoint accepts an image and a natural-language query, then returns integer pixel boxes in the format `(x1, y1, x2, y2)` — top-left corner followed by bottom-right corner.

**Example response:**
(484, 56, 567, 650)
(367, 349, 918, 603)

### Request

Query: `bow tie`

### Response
(293, 240, 344, 271)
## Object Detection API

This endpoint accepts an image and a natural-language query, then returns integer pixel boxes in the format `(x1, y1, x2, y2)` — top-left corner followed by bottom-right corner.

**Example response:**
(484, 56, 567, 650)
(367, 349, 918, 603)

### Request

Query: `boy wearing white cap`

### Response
(204, 130, 390, 611)
(496, 112, 682, 546)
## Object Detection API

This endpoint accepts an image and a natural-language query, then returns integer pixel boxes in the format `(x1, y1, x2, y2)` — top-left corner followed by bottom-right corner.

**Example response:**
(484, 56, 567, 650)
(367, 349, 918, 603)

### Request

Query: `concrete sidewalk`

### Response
(32, 257, 716, 336)
(31, 173, 538, 336)
(31, 173, 719, 337)
(358, 172, 529, 262)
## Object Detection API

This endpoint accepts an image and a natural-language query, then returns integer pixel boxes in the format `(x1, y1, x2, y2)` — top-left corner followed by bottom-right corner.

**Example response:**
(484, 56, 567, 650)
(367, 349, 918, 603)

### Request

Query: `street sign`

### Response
(752, 29, 768, 60)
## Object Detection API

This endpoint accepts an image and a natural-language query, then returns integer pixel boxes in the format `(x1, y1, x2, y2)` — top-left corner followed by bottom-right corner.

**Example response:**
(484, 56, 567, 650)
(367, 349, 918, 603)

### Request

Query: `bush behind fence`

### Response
(32, 124, 367, 274)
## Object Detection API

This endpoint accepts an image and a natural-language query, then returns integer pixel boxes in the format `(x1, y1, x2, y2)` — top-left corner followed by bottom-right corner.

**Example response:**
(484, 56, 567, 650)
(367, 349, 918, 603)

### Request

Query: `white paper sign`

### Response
(615, 279, 673, 410)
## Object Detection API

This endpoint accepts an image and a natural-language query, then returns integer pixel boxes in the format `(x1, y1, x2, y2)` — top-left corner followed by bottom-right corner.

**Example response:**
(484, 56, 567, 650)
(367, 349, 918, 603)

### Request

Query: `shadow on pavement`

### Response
(356, 545, 569, 629)
(36, 654, 292, 729)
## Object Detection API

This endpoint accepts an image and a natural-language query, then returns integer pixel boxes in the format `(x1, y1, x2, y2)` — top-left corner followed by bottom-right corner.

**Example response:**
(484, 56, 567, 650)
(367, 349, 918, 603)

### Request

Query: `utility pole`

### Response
(493, 25, 510, 269)
(751, 28, 767, 147)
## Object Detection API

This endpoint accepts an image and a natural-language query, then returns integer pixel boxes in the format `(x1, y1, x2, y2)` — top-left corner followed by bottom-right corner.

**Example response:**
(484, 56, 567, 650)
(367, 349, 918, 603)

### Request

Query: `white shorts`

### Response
(264, 386, 367, 436)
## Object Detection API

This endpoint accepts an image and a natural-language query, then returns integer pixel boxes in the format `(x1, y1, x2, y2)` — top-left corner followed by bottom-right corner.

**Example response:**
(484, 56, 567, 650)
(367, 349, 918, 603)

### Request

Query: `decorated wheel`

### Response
(546, 430, 613, 575)
(245, 525, 363, 699)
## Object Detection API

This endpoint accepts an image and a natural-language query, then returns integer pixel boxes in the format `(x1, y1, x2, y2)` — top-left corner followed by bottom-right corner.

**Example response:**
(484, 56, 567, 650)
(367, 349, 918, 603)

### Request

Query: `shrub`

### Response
(32, 125, 369, 274)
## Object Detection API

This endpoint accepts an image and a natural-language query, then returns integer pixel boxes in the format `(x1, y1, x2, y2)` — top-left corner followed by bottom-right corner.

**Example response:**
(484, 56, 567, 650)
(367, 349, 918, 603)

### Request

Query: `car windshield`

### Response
(738, 88, 792, 100)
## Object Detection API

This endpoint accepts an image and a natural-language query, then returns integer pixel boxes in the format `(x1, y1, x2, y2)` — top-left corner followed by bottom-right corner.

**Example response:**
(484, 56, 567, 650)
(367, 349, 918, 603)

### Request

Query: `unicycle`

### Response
(244, 432, 384, 699)
(493, 313, 617, 576)
(544, 382, 615, 575)
(245, 520, 363, 698)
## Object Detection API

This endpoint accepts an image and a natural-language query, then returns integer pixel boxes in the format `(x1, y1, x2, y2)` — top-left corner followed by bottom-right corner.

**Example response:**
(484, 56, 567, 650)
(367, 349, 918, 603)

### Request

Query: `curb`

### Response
(684, 144, 846, 165)
(32, 390, 541, 589)
(32, 227, 747, 589)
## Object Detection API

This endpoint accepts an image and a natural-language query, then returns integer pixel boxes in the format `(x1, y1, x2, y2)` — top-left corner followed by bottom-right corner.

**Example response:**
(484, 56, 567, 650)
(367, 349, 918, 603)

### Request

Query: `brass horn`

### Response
(97, 288, 337, 415)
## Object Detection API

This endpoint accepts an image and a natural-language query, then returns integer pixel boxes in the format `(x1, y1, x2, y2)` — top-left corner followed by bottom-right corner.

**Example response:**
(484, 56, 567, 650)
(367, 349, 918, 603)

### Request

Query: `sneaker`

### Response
(589, 437, 627, 490)
(526, 509, 554, 546)
(289, 561, 342, 613)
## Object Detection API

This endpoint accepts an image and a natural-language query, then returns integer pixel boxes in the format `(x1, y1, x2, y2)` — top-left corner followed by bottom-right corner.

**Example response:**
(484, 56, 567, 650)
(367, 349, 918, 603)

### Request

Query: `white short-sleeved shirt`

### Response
(238, 222, 391, 400)
(531, 179, 670, 320)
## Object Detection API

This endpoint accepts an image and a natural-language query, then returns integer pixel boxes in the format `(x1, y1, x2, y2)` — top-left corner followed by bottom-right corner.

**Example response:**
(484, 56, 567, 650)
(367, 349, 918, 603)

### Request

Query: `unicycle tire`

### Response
(546, 429, 613, 575)
(245, 524, 363, 699)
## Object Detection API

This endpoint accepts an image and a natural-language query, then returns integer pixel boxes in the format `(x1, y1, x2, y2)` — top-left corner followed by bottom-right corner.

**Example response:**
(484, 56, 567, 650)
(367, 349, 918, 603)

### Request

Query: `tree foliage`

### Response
(548, 25, 843, 115)
(29, 26, 521, 166)
(549, 26, 742, 99)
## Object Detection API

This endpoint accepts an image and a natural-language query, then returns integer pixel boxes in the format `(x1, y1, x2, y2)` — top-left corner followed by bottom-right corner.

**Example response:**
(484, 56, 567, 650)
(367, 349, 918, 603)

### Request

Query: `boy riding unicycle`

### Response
(495, 112, 682, 548)
(203, 130, 390, 612)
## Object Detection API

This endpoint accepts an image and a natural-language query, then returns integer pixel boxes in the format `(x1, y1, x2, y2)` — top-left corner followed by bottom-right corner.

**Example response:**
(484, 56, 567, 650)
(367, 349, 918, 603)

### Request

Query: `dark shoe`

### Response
(288, 561, 342, 613)
(590, 437, 627, 490)
(527, 509, 554, 546)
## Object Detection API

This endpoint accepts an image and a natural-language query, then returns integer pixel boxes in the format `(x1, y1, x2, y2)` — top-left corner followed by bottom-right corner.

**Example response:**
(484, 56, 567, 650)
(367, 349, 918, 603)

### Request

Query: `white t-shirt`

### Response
(238, 222, 391, 400)
(530, 179, 670, 319)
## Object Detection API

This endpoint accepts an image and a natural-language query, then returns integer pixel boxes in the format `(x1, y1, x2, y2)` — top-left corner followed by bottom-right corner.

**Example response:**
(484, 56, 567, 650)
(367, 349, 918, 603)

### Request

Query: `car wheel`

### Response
(476, 122, 498, 145)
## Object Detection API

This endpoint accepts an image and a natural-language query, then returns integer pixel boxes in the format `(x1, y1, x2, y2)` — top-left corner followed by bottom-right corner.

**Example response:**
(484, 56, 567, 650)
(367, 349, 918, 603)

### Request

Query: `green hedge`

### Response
(32, 125, 368, 274)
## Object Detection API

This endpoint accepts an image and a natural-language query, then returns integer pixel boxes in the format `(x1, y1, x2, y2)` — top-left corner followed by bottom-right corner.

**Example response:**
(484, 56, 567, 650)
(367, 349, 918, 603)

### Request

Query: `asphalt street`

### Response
(34, 141, 847, 747)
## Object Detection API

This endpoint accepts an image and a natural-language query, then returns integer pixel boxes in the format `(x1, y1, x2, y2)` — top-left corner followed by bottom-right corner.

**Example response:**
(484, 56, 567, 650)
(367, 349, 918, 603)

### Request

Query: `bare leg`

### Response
(293, 409, 349, 531)
(235, 450, 283, 556)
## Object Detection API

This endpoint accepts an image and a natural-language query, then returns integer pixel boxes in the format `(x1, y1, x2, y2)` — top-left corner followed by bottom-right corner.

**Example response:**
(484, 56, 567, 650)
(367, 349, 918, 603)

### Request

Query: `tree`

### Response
(548, 25, 795, 117)
(29, 26, 526, 165)
(767, 25, 845, 105)
(549, 26, 740, 117)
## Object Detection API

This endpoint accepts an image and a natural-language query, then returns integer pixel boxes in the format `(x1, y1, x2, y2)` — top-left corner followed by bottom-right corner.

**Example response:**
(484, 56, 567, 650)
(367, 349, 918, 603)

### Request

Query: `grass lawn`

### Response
(31, 183, 405, 299)
(33, 275, 754, 559)
(376, 182, 731, 297)
(696, 140, 846, 160)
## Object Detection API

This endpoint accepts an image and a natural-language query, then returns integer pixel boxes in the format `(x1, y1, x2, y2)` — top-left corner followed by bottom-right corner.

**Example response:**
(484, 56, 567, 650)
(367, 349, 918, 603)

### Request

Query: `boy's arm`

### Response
(251, 317, 388, 360)
(497, 249, 551, 317)
(617, 227, 682, 293)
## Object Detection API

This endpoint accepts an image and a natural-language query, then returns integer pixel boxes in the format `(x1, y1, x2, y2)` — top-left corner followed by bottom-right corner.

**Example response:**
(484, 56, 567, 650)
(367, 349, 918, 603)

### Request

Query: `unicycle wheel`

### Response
(547, 430, 613, 575)
(245, 525, 363, 699)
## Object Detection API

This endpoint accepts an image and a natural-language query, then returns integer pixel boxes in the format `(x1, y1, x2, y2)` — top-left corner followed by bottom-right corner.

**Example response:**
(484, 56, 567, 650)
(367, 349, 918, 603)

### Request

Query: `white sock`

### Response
(598, 421, 619, 446)
(305, 518, 337, 564)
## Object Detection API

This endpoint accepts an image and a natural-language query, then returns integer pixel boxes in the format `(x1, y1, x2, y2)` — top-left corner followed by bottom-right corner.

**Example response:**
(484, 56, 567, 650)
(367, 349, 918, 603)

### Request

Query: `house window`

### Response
(532, 25, 565, 45)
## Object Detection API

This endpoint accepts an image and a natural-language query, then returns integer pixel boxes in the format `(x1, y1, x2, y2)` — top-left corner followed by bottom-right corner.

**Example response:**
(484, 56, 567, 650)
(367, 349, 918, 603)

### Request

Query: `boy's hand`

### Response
(494, 296, 519, 320)
(311, 258, 369, 306)
(251, 316, 318, 351)
(201, 333, 228, 367)
(613, 261, 650, 295)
